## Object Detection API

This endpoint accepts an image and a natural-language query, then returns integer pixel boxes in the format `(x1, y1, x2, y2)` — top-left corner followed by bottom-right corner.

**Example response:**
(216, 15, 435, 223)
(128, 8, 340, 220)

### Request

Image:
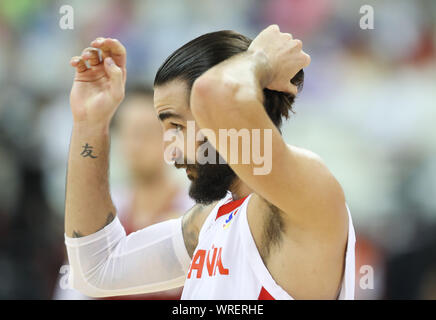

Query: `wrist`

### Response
(73, 121, 111, 136)
(247, 49, 274, 89)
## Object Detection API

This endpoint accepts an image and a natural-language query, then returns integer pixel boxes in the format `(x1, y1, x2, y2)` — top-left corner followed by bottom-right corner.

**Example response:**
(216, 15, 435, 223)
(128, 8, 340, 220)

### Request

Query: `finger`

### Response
(70, 56, 87, 73)
(90, 37, 105, 51)
(103, 57, 124, 98)
(301, 51, 311, 68)
(90, 37, 108, 59)
(283, 32, 293, 40)
(81, 47, 100, 66)
(268, 24, 280, 32)
(91, 37, 126, 69)
(292, 39, 302, 50)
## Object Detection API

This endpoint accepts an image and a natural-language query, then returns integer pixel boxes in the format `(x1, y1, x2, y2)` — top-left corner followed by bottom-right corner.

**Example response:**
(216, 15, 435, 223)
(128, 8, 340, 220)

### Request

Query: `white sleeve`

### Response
(64, 216, 191, 297)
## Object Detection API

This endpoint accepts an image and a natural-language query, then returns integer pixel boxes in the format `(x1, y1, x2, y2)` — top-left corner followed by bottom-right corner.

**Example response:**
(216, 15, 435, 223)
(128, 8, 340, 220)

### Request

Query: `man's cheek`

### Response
(163, 128, 185, 164)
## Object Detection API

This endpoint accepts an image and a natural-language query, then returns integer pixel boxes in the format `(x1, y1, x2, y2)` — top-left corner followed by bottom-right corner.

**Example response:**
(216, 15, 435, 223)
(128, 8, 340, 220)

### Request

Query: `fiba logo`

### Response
(223, 208, 240, 229)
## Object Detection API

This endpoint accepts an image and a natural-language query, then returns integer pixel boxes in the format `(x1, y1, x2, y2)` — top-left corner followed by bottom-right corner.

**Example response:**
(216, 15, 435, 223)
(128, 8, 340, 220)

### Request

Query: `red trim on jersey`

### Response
(215, 195, 249, 220)
(258, 287, 275, 300)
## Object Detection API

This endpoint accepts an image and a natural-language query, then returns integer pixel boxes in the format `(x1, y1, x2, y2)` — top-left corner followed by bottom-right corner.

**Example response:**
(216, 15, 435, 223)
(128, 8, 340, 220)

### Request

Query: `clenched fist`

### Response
(69, 37, 127, 126)
(248, 25, 310, 96)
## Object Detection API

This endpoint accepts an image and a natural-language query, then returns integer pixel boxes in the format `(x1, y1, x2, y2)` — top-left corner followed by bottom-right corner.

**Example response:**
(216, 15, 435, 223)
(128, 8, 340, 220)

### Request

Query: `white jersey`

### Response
(181, 192, 356, 300)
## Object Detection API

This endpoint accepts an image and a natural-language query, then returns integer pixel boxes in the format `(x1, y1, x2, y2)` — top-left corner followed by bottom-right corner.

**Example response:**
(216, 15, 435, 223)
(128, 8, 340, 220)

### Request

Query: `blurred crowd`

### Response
(0, 0, 435, 299)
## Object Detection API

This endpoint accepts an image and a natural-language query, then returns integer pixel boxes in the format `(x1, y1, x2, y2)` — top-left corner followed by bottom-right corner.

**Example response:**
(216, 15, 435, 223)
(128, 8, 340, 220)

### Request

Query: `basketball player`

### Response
(65, 25, 355, 299)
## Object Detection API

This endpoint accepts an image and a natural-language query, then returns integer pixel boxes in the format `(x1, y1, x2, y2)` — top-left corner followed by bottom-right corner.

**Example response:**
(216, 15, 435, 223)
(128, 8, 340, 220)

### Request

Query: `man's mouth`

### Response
(174, 163, 186, 169)
(174, 163, 195, 180)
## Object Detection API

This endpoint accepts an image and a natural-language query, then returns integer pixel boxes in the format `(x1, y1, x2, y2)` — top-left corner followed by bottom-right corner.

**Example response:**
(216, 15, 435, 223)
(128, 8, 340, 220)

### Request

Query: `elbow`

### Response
(191, 73, 242, 122)
(64, 216, 127, 297)
(68, 259, 123, 298)
(68, 267, 109, 298)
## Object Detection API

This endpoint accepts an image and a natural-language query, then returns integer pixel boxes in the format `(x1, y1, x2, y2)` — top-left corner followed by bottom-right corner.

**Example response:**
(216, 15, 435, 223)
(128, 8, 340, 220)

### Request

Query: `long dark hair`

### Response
(154, 30, 304, 130)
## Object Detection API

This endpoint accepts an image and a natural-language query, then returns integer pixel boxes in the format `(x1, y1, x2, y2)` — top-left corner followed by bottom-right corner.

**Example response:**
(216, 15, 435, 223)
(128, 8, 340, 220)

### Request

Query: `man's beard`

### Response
(174, 144, 236, 205)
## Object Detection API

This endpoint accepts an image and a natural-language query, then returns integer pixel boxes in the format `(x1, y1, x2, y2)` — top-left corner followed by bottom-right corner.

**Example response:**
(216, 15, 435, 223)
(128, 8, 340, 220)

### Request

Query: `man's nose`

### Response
(163, 143, 184, 164)
(171, 146, 184, 162)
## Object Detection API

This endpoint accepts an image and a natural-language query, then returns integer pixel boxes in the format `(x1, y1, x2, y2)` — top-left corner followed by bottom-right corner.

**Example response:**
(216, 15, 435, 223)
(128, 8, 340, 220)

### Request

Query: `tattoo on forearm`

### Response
(71, 212, 115, 238)
(80, 143, 98, 158)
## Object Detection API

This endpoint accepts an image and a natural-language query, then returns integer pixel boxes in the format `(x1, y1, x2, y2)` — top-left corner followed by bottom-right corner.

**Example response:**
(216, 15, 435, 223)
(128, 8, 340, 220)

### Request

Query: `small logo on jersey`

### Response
(187, 245, 229, 279)
(223, 208, 239, 229)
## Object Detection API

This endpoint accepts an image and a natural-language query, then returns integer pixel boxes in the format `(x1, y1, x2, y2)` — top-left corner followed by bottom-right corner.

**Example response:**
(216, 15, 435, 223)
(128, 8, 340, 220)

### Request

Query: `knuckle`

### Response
(270, 24, 279, 32)
(303, 54, 311, 66)
(82, 47, 95, 55)
(283, 33, 293, 40)
(92, 37, 105, 45)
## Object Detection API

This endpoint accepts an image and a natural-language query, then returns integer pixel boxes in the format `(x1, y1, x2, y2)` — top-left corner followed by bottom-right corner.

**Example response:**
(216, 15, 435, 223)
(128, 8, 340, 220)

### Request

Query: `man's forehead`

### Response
(153, 80, 190, 114)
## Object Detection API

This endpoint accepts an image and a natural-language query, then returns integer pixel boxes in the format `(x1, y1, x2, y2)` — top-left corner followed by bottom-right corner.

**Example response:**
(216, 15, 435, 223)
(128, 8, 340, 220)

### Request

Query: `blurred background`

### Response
(0, 0, 435, 299)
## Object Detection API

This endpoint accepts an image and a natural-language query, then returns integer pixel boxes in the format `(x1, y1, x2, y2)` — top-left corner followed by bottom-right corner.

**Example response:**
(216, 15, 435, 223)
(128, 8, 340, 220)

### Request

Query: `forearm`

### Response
(192, 50, 271, 107)
(190, 49, 283, 169)
(65, 216, 190, 297)
(65, 122, 116, 238)
(64, 123, 194, 297)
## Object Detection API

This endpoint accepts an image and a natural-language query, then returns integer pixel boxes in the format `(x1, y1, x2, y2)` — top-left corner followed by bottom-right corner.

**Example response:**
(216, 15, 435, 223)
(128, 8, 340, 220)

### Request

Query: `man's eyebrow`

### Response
(158, 111, 183, 122)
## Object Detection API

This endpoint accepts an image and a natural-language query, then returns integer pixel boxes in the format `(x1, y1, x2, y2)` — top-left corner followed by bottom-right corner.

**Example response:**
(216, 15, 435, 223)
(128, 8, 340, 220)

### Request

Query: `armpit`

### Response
(181, 202, 216, 258)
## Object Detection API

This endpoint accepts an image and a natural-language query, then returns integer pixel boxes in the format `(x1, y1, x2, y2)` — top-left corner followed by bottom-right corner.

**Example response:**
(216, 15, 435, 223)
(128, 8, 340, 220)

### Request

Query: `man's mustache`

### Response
(174, 159, 197, 170)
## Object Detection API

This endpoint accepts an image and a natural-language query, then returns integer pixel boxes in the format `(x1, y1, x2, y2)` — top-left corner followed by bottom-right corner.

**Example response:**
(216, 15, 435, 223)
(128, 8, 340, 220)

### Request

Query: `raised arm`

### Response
(190, 25, 347, 237)
(65, 37, 126, 237)
(64, 38, 212, 297)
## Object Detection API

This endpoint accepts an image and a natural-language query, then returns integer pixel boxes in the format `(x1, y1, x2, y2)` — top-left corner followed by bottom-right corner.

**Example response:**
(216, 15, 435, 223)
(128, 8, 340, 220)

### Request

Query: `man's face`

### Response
(154, 79, 236, 204)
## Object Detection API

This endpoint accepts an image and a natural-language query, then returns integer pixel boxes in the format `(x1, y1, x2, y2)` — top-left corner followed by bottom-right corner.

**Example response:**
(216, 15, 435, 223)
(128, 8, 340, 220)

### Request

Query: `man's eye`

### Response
(171, 123, 183, 131)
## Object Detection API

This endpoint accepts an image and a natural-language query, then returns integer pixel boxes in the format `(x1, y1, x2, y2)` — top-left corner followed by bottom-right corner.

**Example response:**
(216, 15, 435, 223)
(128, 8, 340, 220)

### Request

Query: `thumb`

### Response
(104, 57, 123, 83)
(104, 57, 124, 97)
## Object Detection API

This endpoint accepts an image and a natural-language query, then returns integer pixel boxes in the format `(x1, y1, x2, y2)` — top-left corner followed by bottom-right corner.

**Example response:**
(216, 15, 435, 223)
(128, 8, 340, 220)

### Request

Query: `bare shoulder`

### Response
(285, 144, 341, 195)
(181, 201, 218, 258)
(284, 144, 348, 241)
(286, 144, 345, 202)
